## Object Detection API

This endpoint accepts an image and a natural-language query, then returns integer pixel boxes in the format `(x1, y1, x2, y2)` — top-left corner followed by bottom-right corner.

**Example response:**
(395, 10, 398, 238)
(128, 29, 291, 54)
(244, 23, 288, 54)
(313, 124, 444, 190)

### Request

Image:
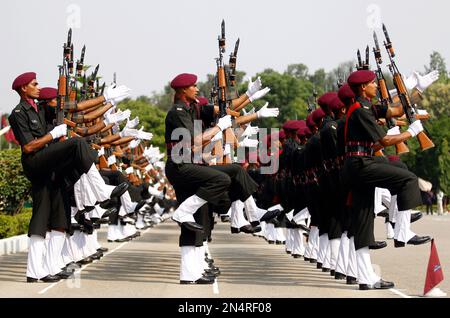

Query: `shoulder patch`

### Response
(331, 125, 337, 130)
(15, 109, 20, 112)
(177, 108, 183, 111)
(363, 105, 370, 110)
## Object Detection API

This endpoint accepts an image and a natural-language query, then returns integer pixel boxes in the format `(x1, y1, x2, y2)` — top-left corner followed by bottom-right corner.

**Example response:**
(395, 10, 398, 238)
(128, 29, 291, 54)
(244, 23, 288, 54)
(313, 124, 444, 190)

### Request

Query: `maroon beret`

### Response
(338, 83, 355, 103)
(303, 126, 312, 136)
(170, 73, 197, 89)
(312, 108, 326, 123)
(387, 155, 400, 162)
(306, 114, 316, 129)
(38, 87, 58, 101)
(296, 127, 306, 137)
(282, 120, 303, 131)
(347, 70, 376, 86)
(329, 96, 345, 111)
(317, 92, 337, 109)
(279, 130, 286, 140)
(12, 72, 36, 91)
(197, 96, 209, 106)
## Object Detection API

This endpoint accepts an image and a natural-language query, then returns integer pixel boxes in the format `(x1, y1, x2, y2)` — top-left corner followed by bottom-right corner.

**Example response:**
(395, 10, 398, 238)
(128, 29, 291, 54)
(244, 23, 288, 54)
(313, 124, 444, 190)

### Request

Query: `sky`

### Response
(1, 0, 449, 114)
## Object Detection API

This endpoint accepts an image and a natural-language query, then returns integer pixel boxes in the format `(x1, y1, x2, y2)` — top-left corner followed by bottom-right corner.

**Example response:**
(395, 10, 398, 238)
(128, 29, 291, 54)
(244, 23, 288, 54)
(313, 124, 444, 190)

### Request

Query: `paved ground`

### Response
(0, 213, 448, 298)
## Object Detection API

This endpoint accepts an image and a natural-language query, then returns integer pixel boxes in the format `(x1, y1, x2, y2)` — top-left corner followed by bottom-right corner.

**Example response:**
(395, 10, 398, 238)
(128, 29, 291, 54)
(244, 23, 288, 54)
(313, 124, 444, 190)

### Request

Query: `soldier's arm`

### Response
(22, 134, 54, 154)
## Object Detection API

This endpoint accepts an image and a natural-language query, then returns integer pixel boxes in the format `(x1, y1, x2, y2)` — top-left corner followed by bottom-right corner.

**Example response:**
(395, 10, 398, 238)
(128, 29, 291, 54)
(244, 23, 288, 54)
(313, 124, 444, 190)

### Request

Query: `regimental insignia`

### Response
(15, 109, 20, 112)
(177, 108, 183, 111)
(31, 119, 37, 123)
(363, 105, 370, 110)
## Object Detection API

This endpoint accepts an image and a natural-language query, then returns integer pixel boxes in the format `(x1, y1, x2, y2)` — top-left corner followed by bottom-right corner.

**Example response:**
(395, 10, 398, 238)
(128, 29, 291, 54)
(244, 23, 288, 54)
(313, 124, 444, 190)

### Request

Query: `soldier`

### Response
(8, 73, 129, 282)
(343, 70, 431, 290)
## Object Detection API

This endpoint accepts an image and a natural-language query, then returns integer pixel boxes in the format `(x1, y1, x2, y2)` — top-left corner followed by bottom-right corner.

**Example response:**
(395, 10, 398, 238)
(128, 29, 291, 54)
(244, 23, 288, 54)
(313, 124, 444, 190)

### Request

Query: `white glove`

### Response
(49, 124, 67, 139)
(246, 76, 262, 97)
(211, 131, 223, 142)
(110, 94, 129, 106)
(107, 155, 117, 166)
(125, 167, 134, 174)
(249, 87, 271, 102)
(407, 120, 424, 137)
(223, 144, 231, 156)
(404, 73, 418, 90)
(242, 124, 259, 137)
(103, 106, 116, 119)
(104, 109, 131, 125)
(417, 109, 429, 116)
(125, 117, 139, 129)
(129, 139, 141, 149)
(414, 70, 439, 92)
(120, 128, 139, 138)
(144, 163, 154, 172)
(217, 115, 232, 131)
(137, 126, 153, 141)
(256, 102, 279, 118)
(103, 84, 131, 103)
(154, 161, 165, 170)
(386, 126, 400, 136)
(242, 107, 255, 116)
(112, 123, 120, 134)
(238, 137, 259, 148)
(98, 147, 105, 157)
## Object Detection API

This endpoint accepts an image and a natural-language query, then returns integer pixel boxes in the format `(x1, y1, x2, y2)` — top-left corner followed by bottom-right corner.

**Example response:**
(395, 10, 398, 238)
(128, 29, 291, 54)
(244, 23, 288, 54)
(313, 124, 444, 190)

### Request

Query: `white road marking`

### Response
(389, 288, 412, 298)
(38, 228, 151, 295)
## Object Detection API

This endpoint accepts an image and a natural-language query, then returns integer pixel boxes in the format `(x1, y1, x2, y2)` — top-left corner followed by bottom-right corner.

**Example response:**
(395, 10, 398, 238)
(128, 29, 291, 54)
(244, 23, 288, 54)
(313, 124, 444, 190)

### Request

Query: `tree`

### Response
(285, 63, 309, 79)
(421, 82, 450, 118)
(438, 138, 450, 194)
(425, 51, 448, 82)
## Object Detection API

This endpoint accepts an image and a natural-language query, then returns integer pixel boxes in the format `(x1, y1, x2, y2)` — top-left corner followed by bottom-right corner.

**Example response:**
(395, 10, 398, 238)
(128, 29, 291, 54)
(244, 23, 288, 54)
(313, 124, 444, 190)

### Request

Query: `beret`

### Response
(197, 96, 209, 106)
(296, 127, 306, 137)
(329, 96, 345, 111)
(347, 70, 376, 86)
(282, 120, 303, 131)
(312, 108, 326, 123)
(306, 114, 316, 129)
(38, 87, 58, 100)
(12, 72, 36, 90)
(279, 130, 286, 140)
(170, 73, 197, 89)
(317, 92, 337, 109)
(303, 126, 312, 136)
(338, 83, 355, 103)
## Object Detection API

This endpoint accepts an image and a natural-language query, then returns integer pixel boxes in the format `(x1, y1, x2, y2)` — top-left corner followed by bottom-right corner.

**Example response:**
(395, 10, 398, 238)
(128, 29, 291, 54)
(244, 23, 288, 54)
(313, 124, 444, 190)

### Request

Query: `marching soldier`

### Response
(342, 70, 431, 290)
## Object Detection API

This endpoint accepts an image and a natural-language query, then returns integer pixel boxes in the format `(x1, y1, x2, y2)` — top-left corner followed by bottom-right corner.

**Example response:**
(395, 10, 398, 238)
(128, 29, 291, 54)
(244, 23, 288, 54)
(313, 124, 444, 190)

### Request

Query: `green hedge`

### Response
(0, 149, 31, 215)
(0, 208, 32, 239)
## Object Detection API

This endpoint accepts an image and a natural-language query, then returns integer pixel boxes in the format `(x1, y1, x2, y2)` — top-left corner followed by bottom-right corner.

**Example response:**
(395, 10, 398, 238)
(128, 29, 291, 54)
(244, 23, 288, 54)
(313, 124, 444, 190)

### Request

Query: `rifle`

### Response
(307, 88, 318, 114)
(382, 24, 434, 151)
(356, 49, 363, 70)
(226, 38, 240, 99)
(373, 31, 409, 155)
(76, 45, 86, 78)
(213, 20, 238, 164)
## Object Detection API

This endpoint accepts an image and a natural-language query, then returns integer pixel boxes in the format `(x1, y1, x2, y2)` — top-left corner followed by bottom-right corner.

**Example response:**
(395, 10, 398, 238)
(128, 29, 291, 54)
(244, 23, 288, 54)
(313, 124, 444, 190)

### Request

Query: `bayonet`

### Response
(383, 23, 395, 57)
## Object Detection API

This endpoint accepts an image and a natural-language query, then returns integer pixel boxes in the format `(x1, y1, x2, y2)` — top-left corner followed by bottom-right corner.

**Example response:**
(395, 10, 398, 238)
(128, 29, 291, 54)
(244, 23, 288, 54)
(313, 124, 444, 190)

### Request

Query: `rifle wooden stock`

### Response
(417, 131, 434, 151)
(73, 120, 106, 136)
(71, 103, 112, 123)
(91, 143, 102, 150)
(395, 141, 409, 155)
(100, 123, 115, 133)
(63, 118, 77, 128)
(374, 149, 384, 157)
(99, 134, 121, 145)
(226, 109, 240, 117)
(99, 155, 109, 169)
(111, 136, 135, 146)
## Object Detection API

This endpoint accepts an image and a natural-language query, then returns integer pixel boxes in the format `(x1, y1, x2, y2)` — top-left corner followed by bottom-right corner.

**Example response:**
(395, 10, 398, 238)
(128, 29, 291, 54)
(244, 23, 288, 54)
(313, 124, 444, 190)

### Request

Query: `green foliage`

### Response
(425, 51, 448, 82)
(421, 82, 450, 118)
(0, 149, 31, 215)
(117, 97, 167, 151)
(438, 138, 450, 194)
(0, 208, 31, 239)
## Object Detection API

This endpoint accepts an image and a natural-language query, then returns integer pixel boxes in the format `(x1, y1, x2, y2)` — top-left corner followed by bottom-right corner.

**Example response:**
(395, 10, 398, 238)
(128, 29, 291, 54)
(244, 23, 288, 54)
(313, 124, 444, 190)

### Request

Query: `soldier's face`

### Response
(184, 84, 199, 103)
(363, 80, 377, 99)
(22, 79, 40, 99)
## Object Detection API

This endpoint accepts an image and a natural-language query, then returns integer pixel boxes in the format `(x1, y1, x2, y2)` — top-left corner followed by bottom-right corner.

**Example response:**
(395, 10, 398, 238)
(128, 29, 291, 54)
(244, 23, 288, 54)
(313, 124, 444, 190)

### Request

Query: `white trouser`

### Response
(293, 207, 310, 224)
(172, 194, 207, 223)
(230, 200, 250, 229)
(26, 235, 49, 279)
(285, 229, 293, 252)
(92, 230, 101, 250)
(265, 223, 275, 241)
(120, 190, 137, 214)
(122, 223, 136, 237)
(91, 204, 105, 219)
(317, 233, 329, 265)
(394, 209, 415, 243)
(61, 235, 75, 266)
(68, 231, 85, 262)
(180, 246, 203, 281)
(203, 241, 212, 260)
(107, 225, 121, 241)
(347, 236, 358, 279)
(85, 163, 111, 202)
(243, 196, 259, 223)
(356, 247, 380, 285)
(307, 226, 319, 260)
(136, 214, 146, 229)
(335, 232, 349, 275)
(328, 238, 341, 270)
(389, 194, 398, 223)
(81, 233, 93, 258)
(198, 245, 209, 270)
(291, 229, 306, 256)
(386, 221, 395, 239)
(275, 227, 286, 242)
(44, 230, 66, 275)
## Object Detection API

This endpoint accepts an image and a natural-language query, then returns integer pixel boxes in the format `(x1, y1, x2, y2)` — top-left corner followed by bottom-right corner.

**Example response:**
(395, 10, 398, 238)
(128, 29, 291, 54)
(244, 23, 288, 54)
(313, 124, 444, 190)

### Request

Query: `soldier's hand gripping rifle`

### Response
(382, 24, 434, 151)
(226, 38, 240, 99)
(373, 31, 409, 154)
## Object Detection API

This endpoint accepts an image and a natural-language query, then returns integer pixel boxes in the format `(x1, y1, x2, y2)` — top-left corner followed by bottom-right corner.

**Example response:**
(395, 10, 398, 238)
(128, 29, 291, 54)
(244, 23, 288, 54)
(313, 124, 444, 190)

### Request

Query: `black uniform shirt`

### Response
(8, 99, 48, 148)
(320, 115, 338, 161)
(336, 116, 346, 157)
(346, 97, 386, 143)
(165, 101, 215, 144)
